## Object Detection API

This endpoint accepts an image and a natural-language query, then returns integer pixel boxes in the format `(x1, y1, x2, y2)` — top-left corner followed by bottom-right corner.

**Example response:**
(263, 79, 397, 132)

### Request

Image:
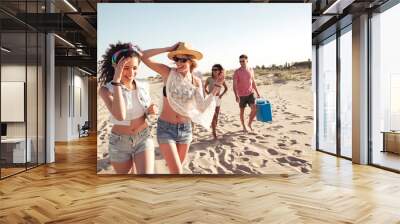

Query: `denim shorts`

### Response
(108, 127, 154, 163)
(156, 119, 192, 144)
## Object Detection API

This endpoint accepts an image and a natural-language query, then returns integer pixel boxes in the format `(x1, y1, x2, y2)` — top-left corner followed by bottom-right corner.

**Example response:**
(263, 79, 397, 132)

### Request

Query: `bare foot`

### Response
(212, 130, 217, 140)
(248, 117, 255, 131)
(242, 127, 248, 133)
(247, 122, 254, 131)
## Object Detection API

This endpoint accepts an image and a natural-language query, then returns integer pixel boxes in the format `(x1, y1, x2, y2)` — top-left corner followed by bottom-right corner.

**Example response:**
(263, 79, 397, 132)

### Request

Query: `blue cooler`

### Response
(256, 98, 272, 123)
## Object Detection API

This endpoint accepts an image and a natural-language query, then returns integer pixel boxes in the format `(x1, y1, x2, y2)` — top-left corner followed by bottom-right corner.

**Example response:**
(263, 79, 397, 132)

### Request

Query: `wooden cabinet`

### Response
(382, 132, 400, 154)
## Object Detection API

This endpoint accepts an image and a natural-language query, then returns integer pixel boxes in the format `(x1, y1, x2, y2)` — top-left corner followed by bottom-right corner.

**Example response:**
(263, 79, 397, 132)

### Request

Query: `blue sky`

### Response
(98, 3, 311, 77)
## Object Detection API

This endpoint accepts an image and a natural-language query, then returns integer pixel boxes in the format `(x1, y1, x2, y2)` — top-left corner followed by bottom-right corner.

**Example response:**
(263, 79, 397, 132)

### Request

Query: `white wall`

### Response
(55, 67, 89, 141)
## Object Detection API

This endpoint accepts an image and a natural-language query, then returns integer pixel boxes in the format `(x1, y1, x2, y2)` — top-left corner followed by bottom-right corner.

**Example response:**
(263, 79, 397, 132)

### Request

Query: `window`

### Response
(317, 35, 337, 154)
(339, 27, 352, 158)
(370, 2, 400, 171)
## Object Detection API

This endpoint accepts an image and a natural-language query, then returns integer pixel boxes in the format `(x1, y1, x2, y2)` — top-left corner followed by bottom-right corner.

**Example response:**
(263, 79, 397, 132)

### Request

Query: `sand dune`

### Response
(97, 69, 313, 175)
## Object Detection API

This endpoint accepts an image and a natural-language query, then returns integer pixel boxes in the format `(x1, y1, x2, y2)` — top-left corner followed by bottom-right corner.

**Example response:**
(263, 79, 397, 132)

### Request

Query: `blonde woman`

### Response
(140, 42, 224, 174)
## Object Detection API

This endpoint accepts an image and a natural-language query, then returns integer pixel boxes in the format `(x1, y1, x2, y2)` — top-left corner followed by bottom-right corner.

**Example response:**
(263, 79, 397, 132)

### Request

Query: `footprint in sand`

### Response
(262, 160, 268, 167)
(301, 167, 310, 173)
(276, 157, 289, 164)
(289, 130, 307, 135)
(267, 148, 279, 156)
(244, 151, 260, 156)
(305, 143, 311, 147)
(242, 157, 250, 162)
(291, 121, 311, 125)
(294, 150, 302, 155)
(278, 143, 287, 149)
(263, 134, 274, 138)
(287, 156, 308, 164)
(200, 152, 206, 157)
(290, 139, 298, 145)
(249, 138, 257, 143)
(304, 116, 313, 120)
(272, 125, 284, 130)
(233, 124, 241, 127)
(259, 141, 269, 144)
(236, 165, 253, 174)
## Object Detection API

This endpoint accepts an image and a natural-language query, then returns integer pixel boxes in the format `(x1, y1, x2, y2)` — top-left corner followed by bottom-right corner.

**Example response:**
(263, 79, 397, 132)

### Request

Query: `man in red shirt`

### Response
(233, 54, 261, 132)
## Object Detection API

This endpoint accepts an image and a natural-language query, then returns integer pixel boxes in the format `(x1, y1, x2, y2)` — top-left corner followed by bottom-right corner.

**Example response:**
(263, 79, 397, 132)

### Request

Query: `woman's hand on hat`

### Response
(168, 42, 181, 52)
(113, 56, 128, 82)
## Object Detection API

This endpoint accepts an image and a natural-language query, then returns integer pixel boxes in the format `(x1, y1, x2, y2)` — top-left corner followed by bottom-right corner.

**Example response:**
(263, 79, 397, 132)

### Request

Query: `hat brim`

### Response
(168, 50, 203, 61)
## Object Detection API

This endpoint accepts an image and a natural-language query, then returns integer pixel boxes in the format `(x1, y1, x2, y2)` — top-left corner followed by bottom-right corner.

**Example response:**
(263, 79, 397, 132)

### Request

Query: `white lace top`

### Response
(166, 69, 217, 129)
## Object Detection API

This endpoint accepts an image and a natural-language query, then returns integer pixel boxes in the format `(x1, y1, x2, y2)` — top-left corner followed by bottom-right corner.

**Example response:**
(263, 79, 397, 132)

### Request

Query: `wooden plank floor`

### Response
(1, 135, 400, 224)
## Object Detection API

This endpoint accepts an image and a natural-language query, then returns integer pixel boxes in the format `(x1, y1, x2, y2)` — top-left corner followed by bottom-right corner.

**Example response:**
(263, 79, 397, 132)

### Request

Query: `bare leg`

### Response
(159, 143, 182, 174)
(212, 107, 220, 139)
(111, 160, 133, 174)
(240, 107, 247, 132)
(134, 148, 155, 174)
(248, 104, 257, 131)
(177, 143, 190, 165)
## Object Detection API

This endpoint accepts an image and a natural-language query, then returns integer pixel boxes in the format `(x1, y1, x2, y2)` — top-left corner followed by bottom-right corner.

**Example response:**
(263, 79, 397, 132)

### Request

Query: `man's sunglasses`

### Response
(173, 57, 190, 63)
(239, 60, 246, 63)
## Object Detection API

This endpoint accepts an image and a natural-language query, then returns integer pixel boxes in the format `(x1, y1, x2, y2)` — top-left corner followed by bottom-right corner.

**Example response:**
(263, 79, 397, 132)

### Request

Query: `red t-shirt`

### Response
(233, 67, 254, 97)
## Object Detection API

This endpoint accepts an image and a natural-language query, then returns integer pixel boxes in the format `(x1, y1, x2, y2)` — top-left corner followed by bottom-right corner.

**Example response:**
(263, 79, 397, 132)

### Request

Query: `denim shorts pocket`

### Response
(184, 124, 192, 132)
(109, 133, 120, 145)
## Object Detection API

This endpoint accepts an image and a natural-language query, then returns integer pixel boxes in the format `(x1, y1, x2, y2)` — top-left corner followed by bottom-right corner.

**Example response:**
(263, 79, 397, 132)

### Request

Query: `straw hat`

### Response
(167, 42, 203, 60)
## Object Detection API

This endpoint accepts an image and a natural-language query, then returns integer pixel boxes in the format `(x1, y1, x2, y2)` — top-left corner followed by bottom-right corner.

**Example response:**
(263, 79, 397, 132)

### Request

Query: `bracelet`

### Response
(111, 82, 122, 86)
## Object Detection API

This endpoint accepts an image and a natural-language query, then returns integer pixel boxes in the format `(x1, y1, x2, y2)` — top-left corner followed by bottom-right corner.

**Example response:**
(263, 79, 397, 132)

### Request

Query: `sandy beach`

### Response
(97, 67, 313, 175)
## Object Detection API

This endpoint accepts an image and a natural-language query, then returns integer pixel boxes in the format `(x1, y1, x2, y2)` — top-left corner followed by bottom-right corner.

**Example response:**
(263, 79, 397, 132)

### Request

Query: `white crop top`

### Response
(105, 82, 146, 126)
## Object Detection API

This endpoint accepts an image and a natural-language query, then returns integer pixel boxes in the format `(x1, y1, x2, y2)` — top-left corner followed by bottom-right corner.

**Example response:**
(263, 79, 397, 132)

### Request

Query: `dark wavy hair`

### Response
(212, 64, 224, 78)
(98, 42, 140, 86)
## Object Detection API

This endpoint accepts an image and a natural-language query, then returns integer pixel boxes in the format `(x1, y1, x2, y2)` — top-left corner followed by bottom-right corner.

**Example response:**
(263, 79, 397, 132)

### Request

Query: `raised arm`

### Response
(140, 43, 179, 79)
(99, 57, 129, 121)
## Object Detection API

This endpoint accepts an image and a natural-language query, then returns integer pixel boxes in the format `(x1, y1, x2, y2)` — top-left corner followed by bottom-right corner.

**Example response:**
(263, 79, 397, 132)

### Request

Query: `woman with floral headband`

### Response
(99, 42, 156, 174)
(140, 42, 224, 174)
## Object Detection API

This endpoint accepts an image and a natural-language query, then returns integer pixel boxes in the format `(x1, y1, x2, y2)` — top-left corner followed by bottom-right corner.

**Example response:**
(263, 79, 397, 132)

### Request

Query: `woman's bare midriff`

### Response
(111, 116, 148, 135)
(159, 97, 191, 124)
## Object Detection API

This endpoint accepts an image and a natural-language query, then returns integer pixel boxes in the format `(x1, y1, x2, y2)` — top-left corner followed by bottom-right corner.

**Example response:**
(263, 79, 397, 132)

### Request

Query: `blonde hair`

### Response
(190, 59, 197, 73)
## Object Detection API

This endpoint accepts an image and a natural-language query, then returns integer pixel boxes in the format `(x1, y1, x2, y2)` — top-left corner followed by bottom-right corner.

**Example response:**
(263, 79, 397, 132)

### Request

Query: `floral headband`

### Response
(111, 43, 141, 65)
